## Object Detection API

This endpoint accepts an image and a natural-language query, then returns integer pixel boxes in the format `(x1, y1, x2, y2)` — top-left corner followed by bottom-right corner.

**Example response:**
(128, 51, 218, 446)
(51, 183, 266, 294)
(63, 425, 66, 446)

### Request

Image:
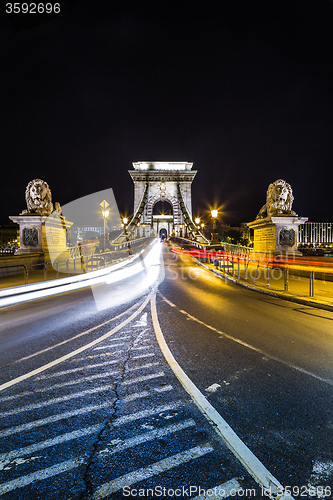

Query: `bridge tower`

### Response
(119, 161, 207, 242)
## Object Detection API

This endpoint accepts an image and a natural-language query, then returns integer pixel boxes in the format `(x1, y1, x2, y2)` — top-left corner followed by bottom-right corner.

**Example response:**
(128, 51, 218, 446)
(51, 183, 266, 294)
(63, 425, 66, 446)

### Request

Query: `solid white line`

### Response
(98, 419, 196, 456)
(0, 457, 84, 494)
(0, 425, 101, 464)
(151, 293, 293, 500)
(192, 478, 242, 499)
(0, 402, 109, 437)
(0, 295, 150, 393)
(0, 384, 114, 418)
(92, 444, 213, 499)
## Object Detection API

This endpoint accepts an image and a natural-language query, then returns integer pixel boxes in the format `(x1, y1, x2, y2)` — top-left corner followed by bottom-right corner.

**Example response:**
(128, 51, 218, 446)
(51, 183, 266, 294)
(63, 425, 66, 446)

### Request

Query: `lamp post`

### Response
(102, 209, 109, 252)
(210, 209, 219, 244)
(123, 217, 132, 255)
(100, 200, 110, 253)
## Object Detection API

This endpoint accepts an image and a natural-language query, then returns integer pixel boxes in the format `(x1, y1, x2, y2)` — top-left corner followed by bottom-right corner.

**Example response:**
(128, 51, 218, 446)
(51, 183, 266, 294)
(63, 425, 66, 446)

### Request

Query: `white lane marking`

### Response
(0, 457, 84, 495)
(0, 425, 101, 466)
(72, 351, 122, 362)
(102, 336, 132, 341)
(192, 478, 243, 499)
(121, 372, 165, 385)
(1, 363, 160, 407)
(35, 361, 159, 384)
(151, 293, 293, 500)
(206, 383, 221, 393)
(0, 295, 150, 393)
(162, 294, 333, 386)
(132, 345, 154, 350)
(35, 358, 123, 380)
(123, 385, 173, 402)
(14, 301, 141, 364)
(0, 402, 110, 437)
(113, 401, 184, 427)
(0, 384, 115, 418)
(133, 312, 148, 327)
(94, 343, 127, 350)
(131, 353, 155, 360)
(92, 443, 213, 499)
(98, 419, 196, 456)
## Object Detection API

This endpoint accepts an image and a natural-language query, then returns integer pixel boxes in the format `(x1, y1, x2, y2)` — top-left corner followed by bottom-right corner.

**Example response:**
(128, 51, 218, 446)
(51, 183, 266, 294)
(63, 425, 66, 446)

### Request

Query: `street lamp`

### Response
(210, 209, 219, 244)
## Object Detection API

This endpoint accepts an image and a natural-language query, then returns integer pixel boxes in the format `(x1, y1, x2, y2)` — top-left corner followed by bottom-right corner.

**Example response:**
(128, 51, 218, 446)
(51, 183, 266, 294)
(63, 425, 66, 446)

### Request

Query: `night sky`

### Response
(1, 0, 332, 226)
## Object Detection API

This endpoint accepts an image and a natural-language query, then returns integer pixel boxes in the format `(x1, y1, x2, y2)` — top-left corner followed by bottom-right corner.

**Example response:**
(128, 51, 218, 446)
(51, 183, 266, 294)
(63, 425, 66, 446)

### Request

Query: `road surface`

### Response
(0, 241, 332, 499)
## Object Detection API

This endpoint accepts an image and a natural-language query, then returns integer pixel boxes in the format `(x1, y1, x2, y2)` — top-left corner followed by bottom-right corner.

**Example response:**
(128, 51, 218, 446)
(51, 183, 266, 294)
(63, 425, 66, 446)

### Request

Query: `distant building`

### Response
(67, 226, 103, 246)
(298, 222, 333, 246)
(0, 223, 19, 248)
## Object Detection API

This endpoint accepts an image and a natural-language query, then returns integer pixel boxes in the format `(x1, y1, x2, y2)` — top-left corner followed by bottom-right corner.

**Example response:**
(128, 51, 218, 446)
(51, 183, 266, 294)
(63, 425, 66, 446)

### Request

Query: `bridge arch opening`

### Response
(159, 228, 167, 240)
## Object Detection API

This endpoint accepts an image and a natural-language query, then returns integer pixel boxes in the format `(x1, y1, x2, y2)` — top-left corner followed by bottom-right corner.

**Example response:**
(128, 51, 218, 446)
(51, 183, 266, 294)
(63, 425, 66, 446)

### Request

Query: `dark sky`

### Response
(1, 0, 332, 225)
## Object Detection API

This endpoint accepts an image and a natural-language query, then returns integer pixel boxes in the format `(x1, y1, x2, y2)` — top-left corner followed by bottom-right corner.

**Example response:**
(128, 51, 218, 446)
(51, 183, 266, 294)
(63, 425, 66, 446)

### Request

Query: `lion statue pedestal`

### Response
(9, 179, 72, 259)
(247, 179, 308, 256)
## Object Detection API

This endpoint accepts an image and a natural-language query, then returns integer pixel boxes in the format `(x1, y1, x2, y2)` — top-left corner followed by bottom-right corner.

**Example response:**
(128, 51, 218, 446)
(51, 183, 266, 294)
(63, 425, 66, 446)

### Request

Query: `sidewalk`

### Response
(196, 257, 333, 312)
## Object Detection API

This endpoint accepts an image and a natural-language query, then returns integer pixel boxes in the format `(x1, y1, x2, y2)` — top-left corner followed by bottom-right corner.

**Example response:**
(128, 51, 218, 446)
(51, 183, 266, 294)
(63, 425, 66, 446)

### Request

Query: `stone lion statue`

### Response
(256, 179, 297, 219)
(21, 179, 54, 215)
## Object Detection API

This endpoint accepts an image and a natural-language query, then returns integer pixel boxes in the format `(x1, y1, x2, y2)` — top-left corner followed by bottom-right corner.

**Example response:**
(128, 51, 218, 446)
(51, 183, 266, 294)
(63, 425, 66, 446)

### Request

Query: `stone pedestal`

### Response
(247, 216, 308, 255)
(9, 214, 72, 260)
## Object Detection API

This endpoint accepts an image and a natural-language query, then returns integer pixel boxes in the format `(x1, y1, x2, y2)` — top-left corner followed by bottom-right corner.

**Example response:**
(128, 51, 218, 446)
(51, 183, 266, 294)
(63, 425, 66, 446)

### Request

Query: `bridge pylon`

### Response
(113, 162, 208, 244)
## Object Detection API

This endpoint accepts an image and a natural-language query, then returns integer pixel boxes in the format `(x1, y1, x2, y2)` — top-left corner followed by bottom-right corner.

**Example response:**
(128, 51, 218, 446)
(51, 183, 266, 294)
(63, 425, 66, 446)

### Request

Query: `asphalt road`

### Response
(0, 241, 332, 499)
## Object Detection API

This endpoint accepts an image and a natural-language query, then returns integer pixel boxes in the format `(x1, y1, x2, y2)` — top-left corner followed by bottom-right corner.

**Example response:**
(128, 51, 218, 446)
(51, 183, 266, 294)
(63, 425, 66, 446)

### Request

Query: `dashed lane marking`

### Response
(160, 293, 333, 386)
(92, 443, 213, 499)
